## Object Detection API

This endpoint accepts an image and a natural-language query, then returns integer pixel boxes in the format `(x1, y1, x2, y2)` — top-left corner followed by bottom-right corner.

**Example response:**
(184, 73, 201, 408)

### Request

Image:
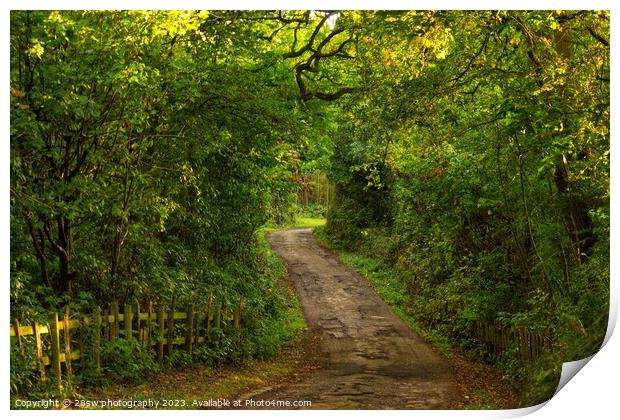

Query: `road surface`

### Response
(242, 228, 460, 409)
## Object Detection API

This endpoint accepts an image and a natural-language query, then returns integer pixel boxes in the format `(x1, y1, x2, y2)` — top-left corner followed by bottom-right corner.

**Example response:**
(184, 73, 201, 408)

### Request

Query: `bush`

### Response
(100, 338, 159, 384)
(10, 342, 39, 400)
(299, 203, 326, 218)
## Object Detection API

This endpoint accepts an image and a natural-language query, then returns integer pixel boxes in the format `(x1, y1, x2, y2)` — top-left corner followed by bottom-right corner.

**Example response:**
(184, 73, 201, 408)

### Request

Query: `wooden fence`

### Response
(470, 320, 552, 362)
(10, 294, 242, 384)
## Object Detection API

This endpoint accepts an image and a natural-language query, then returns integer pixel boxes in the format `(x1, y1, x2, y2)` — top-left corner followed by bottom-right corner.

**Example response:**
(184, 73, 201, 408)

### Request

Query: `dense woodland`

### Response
(10, 11, 609, 406)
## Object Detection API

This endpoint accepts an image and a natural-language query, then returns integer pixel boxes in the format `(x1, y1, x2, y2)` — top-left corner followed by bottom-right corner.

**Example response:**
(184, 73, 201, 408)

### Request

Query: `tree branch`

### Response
(43, 221, 68, 258)
(588, 27, 609, 46)
(283, 13, 332, 59)
(450, 33, 489, 84)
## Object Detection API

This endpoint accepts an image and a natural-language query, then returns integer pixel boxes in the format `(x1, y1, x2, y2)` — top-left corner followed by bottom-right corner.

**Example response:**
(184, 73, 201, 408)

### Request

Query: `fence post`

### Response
(167, 299, 176, 356)
(111, 302, 120, 340)
(134, 300, 142, 344)
(146, 301, 153, 347)
(63, 307, 73, 376)
(185, 303, 194, 352)
(78, 316, 85, 369)
(157, 305, 165, 364)
(33, 321, 46, 381)
(93, 307, 102, 369)
(124, 303, 133, 340)
(49, 312, 62, 385)
(194, 311, 200, 347)
(13, 319, 24, 356)
(102, 307, 109, 342)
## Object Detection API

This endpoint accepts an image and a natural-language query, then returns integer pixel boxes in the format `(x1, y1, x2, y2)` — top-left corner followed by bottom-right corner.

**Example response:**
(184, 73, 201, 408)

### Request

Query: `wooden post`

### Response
(33, 321, 46, 381)
(185, 303, 194, 352)
(157, 305, 165, 364)
(124, 303, 133, 340)
(93, 308, 102, 369)
(49, 312, 62, 384)
(167, 299, 176, 356)
(134, 300, 142, 344)
(63, 307, 73, 376)
(146, 301, 153, 347)
(13, 319, 24, 356)
(193, 310, 201, 347)
(78, 316, 85, 369)
(111, 302, 120, 340)
(102, 307, 109, 342)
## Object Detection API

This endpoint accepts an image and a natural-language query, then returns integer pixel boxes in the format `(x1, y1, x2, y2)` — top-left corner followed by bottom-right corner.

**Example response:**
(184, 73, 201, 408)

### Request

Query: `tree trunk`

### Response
(553, 164, 596, 262)
(56, 216, 73, 293)
(25, 215, 51, 288)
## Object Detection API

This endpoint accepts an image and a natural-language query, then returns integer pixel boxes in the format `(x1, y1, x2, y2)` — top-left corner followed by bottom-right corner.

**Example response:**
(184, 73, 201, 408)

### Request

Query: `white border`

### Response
(3, 2, 617, 420)
(1, 1, 617, 11)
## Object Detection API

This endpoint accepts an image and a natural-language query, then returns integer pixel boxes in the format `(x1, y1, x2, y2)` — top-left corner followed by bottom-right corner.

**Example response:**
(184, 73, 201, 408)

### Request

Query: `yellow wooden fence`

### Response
(10, 294, 242, 384)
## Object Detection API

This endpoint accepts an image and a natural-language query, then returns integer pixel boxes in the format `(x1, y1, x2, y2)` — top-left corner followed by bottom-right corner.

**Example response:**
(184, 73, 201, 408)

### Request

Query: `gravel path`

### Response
(241, 228, 460, 409)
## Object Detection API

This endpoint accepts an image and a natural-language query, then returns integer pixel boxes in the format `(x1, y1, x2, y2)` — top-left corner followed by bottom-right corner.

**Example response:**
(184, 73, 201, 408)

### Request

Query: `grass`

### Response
(294, 217, 326, 228)
(260, 216, 326, 234)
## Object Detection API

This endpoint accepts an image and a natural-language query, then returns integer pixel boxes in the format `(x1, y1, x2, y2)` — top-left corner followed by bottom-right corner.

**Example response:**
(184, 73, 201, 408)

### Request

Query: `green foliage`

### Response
(299, 203, 327, 219)
(10, 342, 39, 399)
(10, 339, 80, 408)
(323, 10, 609, 406)
(100, 338, 159, 384)
(9, 11, 319, 391)
(10, 10, 308, 309)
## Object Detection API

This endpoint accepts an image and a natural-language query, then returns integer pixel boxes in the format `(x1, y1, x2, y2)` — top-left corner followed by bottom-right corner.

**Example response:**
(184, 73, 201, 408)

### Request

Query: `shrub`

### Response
(100, 338, 159, 384)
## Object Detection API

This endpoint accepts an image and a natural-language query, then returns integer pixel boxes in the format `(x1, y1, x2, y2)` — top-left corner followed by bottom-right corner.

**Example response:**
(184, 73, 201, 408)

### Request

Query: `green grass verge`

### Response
(294, 217, 326, 228)
(261, 217, 326, 234)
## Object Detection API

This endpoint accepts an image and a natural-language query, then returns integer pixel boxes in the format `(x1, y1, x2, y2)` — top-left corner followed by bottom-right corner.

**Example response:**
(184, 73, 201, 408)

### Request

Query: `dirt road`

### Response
(242, 228, 460, 409)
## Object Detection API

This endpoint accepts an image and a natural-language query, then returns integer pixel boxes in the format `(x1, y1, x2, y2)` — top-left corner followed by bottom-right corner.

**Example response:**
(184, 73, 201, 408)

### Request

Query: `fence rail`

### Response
(10, 294, 242, 384)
